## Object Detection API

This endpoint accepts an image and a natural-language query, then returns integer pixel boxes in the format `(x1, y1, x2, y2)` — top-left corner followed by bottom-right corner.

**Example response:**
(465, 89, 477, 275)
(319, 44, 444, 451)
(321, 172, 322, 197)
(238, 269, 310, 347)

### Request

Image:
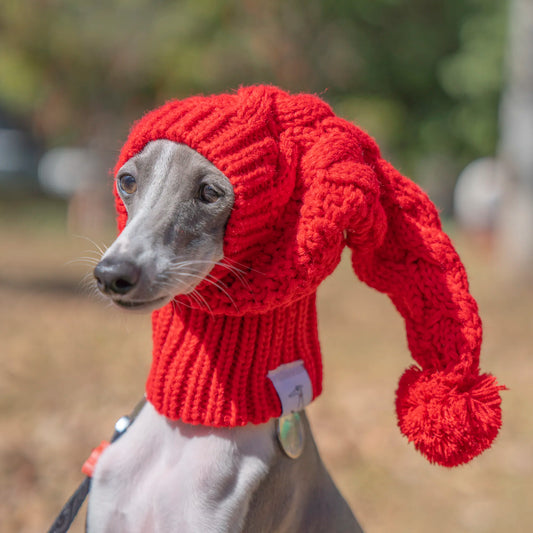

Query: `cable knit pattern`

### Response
(114, 85, 504, 466)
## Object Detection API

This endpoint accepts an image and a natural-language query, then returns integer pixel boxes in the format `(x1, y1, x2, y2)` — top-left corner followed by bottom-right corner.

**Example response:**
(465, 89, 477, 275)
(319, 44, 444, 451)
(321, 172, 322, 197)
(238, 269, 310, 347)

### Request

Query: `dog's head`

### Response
(103, 86, 386, 315)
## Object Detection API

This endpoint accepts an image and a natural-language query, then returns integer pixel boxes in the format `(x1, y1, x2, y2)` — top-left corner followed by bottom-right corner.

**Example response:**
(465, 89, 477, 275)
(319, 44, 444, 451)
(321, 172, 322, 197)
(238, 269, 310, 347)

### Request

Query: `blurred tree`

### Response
(0, 0, 507, 186)
(496, 0, 533, 279)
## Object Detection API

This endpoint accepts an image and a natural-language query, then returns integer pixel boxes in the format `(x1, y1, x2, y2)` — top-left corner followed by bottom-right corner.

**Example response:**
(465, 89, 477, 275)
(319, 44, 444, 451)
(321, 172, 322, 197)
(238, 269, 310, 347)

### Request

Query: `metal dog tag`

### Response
(276, 412, 305, 459)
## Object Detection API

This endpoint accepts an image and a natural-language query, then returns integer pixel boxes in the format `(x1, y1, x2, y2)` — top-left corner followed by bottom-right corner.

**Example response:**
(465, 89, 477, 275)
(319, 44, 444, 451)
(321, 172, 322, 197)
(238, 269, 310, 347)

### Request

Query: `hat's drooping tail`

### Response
(342, 156, 504, 466)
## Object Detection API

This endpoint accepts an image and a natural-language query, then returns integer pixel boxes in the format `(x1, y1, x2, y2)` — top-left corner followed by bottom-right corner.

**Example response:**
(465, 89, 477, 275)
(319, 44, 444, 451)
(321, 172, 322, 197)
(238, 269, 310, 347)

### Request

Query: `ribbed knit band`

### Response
(146, 293, 322, 426)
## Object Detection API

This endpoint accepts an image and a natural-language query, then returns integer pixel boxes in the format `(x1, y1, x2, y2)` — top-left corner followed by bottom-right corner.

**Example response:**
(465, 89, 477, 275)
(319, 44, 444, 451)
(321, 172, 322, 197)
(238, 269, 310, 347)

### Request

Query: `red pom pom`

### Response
(396, 367, 504, 467)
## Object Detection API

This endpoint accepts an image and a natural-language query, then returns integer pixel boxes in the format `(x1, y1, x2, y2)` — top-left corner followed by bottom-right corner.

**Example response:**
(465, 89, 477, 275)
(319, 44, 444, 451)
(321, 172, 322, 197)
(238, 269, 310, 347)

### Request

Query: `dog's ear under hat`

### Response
(306, 120, 504, 467)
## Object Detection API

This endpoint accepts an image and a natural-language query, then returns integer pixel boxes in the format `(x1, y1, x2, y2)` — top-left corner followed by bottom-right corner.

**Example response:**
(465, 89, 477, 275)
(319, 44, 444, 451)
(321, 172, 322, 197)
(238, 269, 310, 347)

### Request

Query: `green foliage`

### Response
(0, 0, 507, 178)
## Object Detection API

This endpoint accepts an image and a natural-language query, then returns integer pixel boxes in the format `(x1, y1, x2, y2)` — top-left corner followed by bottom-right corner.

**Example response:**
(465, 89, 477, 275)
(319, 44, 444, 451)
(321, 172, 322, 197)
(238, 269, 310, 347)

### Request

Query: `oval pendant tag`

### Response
(276, 412, 305, 459)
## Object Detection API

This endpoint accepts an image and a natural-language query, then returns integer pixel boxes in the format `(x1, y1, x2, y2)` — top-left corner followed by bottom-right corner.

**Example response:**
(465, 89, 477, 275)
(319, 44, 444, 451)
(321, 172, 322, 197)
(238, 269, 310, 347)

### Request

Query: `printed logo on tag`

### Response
(267, 360, 313, 416)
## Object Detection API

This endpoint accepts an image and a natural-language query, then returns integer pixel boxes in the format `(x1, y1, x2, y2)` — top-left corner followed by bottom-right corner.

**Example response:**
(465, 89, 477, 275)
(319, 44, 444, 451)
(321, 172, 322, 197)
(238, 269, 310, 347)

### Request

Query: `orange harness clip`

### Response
(82, 440, 110, 478)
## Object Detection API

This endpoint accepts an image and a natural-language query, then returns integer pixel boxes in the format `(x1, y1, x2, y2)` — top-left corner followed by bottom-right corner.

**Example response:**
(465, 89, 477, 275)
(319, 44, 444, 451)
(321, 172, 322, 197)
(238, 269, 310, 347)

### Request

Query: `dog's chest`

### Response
(86, 402, 275, 533)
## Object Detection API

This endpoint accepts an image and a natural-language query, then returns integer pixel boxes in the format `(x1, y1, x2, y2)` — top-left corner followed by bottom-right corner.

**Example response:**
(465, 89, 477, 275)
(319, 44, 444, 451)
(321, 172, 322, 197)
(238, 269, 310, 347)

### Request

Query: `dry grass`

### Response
(0, 198, 531, 532)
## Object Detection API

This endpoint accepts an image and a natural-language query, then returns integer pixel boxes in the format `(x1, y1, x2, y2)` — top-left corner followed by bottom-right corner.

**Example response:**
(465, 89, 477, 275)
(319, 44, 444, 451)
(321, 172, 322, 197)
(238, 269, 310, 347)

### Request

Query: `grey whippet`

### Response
(90, 140, 363, 532)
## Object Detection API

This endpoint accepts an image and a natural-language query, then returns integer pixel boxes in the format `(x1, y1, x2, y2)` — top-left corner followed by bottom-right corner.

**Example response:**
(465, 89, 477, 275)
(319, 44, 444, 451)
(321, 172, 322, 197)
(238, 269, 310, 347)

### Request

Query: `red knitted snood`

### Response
(114, 85, 504, 467)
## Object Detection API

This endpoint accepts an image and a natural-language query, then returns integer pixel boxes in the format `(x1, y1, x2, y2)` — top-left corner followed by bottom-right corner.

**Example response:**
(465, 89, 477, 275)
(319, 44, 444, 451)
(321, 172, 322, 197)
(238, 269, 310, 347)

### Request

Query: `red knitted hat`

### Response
(114, 85, 503, 467)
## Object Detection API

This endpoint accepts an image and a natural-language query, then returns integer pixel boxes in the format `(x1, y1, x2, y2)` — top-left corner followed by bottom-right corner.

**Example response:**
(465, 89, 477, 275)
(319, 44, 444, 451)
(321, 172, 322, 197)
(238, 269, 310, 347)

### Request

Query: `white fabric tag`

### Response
(267, 360, 313, 416)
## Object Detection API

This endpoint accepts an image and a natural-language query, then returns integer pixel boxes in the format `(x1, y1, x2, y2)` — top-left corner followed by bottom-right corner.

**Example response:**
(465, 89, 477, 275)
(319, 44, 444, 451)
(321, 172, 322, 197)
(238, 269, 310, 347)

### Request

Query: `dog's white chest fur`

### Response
(87, 402, 275, 533)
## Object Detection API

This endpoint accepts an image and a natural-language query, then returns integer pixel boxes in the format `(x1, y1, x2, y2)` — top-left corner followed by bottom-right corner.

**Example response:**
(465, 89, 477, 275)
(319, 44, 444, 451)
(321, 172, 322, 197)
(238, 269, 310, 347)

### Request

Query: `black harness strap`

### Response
(47, 398, 147, 533)
(47, 477, 91, 533)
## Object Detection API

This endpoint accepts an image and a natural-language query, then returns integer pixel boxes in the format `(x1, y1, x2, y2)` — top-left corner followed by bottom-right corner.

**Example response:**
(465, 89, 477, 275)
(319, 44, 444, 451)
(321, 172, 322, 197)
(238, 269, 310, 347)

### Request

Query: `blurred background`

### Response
(1, 0, 531, 531)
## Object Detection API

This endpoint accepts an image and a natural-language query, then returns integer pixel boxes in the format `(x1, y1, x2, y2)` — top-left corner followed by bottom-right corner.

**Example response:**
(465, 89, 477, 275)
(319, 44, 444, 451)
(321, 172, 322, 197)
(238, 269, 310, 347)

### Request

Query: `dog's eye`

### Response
(118, 174, 137, 195)
(199, 184, 221, 203)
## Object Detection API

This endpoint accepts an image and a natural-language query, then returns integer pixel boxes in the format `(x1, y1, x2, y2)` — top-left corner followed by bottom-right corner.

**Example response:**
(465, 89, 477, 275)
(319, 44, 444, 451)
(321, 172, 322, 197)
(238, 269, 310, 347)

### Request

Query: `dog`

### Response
(90, 139, 363, 532)
(87, 84, 503, 531)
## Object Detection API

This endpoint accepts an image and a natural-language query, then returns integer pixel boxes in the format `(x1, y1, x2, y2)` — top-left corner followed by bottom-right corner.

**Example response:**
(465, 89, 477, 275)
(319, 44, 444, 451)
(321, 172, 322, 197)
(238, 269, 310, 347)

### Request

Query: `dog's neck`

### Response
(146, 292, 323, 427)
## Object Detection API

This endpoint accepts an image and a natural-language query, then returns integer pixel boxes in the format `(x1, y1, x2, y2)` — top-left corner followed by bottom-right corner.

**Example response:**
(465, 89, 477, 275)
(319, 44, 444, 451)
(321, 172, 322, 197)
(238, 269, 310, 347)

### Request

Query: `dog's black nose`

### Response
(94, 260, 141, 295)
